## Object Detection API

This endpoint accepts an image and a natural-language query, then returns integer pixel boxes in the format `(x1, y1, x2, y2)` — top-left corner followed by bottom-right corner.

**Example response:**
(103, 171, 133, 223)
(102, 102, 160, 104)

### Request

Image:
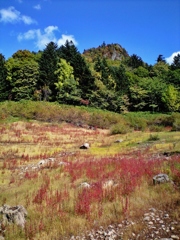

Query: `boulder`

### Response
(114, 139, 123, 143)
(79, 182, 91, 189)
(153, 174, 170, 185)
(80, 143, 90, 149)
(0, 205, 27, 228)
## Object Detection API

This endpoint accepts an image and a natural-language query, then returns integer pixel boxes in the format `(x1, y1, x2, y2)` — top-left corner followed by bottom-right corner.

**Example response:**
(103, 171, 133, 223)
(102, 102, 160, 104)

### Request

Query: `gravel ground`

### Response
(68, 208, 180, 240)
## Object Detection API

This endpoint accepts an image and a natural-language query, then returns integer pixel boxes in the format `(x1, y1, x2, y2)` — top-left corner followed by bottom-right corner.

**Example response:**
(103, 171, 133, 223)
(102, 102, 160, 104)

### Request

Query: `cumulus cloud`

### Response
(57, 34, 78, 46)
(18, 26, 78, 49)
(0, 6, 36, 24)
(34, 4, 41, 10)
(165, 51, 180, 64)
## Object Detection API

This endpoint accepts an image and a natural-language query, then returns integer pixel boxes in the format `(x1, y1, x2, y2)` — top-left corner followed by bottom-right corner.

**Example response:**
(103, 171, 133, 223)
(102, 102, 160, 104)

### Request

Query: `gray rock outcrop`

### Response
(153, 174, 170, 185)
(0, 205, 27, 228)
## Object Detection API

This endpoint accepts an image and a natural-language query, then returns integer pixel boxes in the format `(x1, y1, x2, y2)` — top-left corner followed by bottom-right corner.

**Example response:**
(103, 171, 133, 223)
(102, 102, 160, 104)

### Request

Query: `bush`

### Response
(149, 125, 164, 132)
(171, 113, 180, 131)
(148, 134, 160, 141)
(126, 115, 147, 131)
(110, 123, 132, 135)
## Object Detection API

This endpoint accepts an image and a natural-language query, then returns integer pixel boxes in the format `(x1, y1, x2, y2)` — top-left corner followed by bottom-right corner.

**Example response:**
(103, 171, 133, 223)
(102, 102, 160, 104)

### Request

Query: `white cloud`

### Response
(18, 29, 37, 41)
(0, 6, 36, 24)
(34, 4, 41, 10)
(44, 25, 58, 35)
(57, 34, 78, 46)
(18, 26, 78, 50)
(21, 15, 36, 25)
(166, 51, 180, 64)
(0, 6, 20, 23)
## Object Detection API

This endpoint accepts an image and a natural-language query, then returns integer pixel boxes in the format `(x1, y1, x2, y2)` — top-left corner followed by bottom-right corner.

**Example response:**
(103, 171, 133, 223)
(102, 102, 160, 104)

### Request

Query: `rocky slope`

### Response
(83, 43, 129, 61)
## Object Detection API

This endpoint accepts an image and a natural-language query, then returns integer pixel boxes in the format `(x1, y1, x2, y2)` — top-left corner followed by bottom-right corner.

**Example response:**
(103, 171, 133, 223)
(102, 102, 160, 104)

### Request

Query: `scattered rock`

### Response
(0, 204, 27, 228)
(171, 235, 179, 240)
(80, 143, 90, 149)
(153, 173, 170, 185)
(114, 139, 123, 143)
(79, 182, 91, 189)
(67, 208, 180, 240)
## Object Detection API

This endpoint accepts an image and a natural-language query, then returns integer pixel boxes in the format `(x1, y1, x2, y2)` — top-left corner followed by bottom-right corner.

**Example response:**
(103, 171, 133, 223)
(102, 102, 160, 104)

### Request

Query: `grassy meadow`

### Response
(0, 101, 180, 239)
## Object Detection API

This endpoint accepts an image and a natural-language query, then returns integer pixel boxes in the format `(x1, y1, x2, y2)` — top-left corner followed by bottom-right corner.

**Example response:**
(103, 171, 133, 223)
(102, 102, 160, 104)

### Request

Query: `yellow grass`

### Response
(0, 120, 180, 239)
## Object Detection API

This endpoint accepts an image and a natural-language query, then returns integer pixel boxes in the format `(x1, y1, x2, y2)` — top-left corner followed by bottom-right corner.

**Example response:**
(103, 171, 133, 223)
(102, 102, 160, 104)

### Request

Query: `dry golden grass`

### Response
(0, 120, 180, 239)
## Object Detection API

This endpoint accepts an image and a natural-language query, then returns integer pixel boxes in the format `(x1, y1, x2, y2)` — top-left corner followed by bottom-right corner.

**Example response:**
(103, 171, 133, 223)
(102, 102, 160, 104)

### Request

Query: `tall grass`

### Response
(0, 102, 180, 239)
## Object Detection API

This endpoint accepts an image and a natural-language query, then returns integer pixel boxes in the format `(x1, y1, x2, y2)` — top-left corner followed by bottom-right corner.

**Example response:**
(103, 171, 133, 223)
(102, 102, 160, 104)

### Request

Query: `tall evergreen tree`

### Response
(0, 53, 10, 101)
(38, 42, 59, 101)
(156, 54, 166, 63)
(111, 64, 129, 93)
(58, 41, 95, 98)
(94, 57, 111, 86)
(171, 53, 180, 70)
(126, 54, 144, 68)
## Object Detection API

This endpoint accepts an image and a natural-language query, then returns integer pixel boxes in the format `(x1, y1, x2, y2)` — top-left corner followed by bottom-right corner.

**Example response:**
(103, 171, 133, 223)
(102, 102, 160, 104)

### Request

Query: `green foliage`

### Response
(162, 85, 180, 112)
(111, 64, 129, 93)
(152, 62, 169, 80)
(38, 42, 59, 100)
(54, 58, 81, 104)
(1, 41, 180, 114)
(166, 69, 180, 87)
(134, 66, 149, 77)
(58, 41, 95, 98)
(171, 113, 180, 131)
(171, 53, 180, 70)
(156, 54, 166, 63)
(0, 53, 10, 101)
(148, 134, 160, 141)
(125, 115, 147, 131)
(110, 123, 132, 134)
(126, 54, 144, 69)
(148, 125, 164, 132)
(5, 51, 39, 101)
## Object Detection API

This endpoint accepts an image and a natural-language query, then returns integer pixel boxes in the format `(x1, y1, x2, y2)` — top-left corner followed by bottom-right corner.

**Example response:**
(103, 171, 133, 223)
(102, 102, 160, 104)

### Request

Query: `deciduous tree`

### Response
(58, 41, 95, 98)
(54, 58, 80, 104)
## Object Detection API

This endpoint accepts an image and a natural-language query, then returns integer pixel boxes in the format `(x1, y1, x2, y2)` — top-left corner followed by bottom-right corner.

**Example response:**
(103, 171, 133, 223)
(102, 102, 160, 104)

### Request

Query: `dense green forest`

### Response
(0, 41, 180, 113)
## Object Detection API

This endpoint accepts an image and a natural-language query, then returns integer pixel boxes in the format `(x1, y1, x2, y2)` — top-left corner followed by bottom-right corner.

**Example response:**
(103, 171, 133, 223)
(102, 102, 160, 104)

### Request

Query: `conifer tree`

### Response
(58, 41, 95, 98)
(38, 42, 59, 100)
(0, 53, 10, 101)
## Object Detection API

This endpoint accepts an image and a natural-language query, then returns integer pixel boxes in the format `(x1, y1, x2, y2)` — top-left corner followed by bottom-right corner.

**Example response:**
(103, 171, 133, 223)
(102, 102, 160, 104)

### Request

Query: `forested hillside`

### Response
(0, 41, 180, 113)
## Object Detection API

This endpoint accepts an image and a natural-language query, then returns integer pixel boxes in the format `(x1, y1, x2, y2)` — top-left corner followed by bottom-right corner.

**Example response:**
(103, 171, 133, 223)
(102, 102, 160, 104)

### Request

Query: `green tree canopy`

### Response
(54, 58, 81, 105)
(58, 41, 95, 98)
(5, 50, 39, 101)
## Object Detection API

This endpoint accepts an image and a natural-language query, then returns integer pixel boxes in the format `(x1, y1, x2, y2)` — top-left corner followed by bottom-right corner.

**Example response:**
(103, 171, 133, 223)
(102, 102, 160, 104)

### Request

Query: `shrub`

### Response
(126, 116, 147, 131)
(149, 125, 164, 132)
(171, 113, 180, 131)
(148, 134, 160, 141)
(110, 123, 132, 135)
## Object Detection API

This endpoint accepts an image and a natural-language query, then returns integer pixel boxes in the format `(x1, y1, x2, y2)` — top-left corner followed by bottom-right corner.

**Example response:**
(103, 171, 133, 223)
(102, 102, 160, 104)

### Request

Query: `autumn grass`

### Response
(0, 108, 180, 239)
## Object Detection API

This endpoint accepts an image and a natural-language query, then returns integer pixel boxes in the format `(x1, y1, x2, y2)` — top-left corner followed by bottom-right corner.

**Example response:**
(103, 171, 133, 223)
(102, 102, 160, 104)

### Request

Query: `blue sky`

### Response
(0, 0, 180, 65)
